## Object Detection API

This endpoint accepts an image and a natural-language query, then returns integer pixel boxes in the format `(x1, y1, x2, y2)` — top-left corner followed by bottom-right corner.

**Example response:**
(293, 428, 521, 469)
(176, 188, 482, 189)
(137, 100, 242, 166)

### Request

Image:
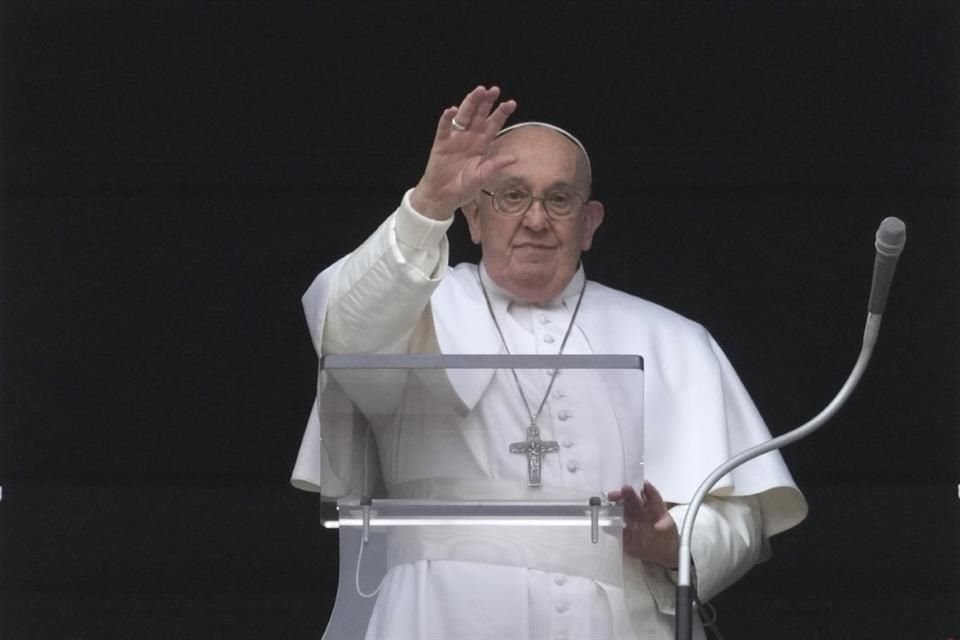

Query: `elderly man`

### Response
(293, 86, 807, 639)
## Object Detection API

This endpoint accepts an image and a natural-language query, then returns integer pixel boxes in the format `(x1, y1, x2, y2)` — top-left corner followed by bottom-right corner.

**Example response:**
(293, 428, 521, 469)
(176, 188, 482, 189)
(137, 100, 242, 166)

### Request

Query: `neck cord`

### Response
(477, 269, 588, 427)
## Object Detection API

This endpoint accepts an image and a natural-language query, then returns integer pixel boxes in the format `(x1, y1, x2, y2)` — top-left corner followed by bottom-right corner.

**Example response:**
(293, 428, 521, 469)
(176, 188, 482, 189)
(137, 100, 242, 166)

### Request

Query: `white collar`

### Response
(477, 262, 587, 316)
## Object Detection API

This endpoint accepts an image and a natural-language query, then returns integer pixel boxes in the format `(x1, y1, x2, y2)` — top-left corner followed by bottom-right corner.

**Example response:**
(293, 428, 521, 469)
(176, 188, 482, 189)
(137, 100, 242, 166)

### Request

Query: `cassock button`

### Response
(554, 574, 567, 586)
(555, 602, 570, 614)
(543, 334, 555, 344)
(552, 390, 565, 399)
(566, 461, 580, 473)
(539, 315, 550, 325)
(561, 440, 574, 448)
(558, 410, 572, 421)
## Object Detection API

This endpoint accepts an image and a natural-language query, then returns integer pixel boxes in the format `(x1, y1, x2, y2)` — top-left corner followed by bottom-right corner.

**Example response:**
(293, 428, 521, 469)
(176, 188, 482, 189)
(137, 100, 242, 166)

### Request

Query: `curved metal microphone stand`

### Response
(675, 313, 882, 640)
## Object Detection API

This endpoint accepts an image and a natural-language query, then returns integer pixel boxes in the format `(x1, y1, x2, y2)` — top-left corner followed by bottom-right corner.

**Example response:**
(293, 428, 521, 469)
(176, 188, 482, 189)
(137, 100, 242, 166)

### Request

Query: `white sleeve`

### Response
(640, 495, 766, 613)
(321, 189, 454, 354)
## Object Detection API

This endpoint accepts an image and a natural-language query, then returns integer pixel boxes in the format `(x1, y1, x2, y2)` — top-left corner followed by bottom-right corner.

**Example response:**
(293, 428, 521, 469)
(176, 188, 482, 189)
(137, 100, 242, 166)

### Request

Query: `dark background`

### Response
(1, 1, 958, 638)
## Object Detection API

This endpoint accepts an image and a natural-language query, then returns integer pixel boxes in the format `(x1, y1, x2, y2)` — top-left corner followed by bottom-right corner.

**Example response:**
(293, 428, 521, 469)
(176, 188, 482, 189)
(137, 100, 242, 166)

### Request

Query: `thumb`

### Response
(473, 153, 517, 186)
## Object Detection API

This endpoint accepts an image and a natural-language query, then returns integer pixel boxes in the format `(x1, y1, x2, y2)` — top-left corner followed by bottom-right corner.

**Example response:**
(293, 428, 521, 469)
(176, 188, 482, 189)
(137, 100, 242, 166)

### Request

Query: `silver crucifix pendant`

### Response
(509, 424, 560, 487)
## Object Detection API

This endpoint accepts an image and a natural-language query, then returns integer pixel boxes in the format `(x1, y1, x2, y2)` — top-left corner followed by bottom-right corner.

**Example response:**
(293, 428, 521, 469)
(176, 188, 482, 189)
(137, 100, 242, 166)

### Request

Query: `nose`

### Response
(522, 198, 550, 231)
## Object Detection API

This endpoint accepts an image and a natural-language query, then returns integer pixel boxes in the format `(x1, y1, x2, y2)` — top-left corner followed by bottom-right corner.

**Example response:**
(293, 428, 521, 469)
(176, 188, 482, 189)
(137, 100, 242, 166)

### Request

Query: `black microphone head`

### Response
(868, 216, 907, 315)
(875, 217, 907, 257)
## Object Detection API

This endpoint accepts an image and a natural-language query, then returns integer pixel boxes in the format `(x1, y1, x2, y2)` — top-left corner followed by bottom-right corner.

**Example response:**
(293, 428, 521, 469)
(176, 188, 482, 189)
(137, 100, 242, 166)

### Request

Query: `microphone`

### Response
(867, 217, 907, 315)
(675, 217, 907, 640)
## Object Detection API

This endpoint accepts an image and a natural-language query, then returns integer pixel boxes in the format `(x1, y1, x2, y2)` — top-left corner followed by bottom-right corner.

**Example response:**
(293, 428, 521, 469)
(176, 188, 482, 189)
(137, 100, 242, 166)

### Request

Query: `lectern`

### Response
(315, 353, 643, 639)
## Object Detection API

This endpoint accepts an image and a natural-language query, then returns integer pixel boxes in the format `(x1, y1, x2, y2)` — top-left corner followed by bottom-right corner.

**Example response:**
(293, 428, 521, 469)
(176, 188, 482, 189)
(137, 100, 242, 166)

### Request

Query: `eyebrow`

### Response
(497, 177, 579, 192)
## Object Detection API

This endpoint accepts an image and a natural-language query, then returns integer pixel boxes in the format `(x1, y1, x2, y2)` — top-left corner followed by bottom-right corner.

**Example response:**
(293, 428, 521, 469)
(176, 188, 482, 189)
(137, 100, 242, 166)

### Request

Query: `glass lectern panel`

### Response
(317, 354, 643, 640)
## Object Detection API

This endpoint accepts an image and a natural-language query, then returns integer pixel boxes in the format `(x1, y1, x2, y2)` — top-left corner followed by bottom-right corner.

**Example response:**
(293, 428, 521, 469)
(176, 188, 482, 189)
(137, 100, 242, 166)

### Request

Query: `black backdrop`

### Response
(1, 1, 958, 638)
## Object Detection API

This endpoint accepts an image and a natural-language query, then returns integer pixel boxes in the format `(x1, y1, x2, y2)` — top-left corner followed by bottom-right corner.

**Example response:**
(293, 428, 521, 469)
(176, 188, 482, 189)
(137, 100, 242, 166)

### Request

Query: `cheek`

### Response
(578, 221, 596, 251)
(579, 233, 592, 251)
(560, 223, 588, 253)
(488, 219, 521, 247)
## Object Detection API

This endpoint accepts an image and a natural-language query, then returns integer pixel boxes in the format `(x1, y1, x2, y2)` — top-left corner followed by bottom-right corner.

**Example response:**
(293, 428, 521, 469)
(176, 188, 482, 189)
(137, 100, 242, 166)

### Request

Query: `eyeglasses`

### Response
(480, 187, 586, 220)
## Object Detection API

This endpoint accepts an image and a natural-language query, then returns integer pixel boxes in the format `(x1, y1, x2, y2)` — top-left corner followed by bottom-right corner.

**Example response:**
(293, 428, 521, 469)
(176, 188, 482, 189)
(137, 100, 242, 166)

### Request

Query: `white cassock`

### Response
(292, 191, 808, 640)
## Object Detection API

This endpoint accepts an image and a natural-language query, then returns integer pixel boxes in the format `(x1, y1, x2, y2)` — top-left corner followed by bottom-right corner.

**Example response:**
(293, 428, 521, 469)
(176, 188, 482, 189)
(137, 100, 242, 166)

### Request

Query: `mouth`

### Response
(513, 243, 557, 250)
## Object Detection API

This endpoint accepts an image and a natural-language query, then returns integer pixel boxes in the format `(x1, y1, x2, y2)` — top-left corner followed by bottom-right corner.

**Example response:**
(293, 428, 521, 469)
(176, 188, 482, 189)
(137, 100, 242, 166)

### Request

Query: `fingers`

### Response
(453, 85, 496, 130)
(484, 99, 517, 138)
(607, 484, 636, 504)
(642, 481, 666, 511)
(443, 85, 515, 137)
(435, 85, 492, 142)
(613, 481, 680, 566)
(617, 483, 644, 505)
(435, 106, 460, 141)
(474, 151, 517, 184)
(609, 482, 671, 523)
(654, 516, 679, 534)
(434, 86, 514, 151)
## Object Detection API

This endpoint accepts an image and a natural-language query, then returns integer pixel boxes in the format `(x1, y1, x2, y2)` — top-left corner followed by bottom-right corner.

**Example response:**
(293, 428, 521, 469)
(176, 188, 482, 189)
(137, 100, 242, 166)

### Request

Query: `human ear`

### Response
(580, 200, 605, 251)
(461, 201, 483, 245)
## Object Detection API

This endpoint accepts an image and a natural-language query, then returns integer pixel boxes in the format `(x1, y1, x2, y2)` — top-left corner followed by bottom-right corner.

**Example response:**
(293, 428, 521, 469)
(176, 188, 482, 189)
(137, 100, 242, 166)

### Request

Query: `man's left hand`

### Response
(607, 481, 679, 569)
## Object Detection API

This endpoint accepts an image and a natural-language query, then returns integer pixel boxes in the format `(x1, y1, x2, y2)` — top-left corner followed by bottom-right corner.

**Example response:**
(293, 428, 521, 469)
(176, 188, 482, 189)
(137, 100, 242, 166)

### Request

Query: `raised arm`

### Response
(410, 85, 517, 219)
(314, 86, 517, 355)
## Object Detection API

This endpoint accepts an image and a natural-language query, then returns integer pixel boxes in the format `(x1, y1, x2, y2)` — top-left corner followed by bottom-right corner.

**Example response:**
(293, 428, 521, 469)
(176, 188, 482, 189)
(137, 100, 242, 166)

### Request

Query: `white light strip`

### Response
(324, 517, 620, 529)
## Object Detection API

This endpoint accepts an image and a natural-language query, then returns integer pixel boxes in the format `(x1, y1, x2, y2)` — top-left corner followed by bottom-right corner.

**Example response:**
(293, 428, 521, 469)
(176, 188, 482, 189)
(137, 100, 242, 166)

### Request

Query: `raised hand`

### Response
(409, 86, 518, 220)
(607, 481, 680, 568)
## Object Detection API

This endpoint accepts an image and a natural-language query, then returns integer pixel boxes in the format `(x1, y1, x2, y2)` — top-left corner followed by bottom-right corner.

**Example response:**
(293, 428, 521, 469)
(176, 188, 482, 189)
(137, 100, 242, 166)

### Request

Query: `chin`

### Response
(504, 270, 565, 303)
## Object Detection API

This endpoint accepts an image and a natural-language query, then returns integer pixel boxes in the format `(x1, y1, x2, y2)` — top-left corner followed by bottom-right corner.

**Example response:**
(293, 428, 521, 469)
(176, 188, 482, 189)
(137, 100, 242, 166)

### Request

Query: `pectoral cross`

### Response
(510, 424, 560, 487)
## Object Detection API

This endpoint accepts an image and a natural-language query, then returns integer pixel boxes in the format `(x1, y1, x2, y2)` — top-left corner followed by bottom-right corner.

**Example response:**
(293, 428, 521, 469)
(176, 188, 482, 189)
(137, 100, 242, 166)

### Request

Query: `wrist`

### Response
(409, 183, 455, 221)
